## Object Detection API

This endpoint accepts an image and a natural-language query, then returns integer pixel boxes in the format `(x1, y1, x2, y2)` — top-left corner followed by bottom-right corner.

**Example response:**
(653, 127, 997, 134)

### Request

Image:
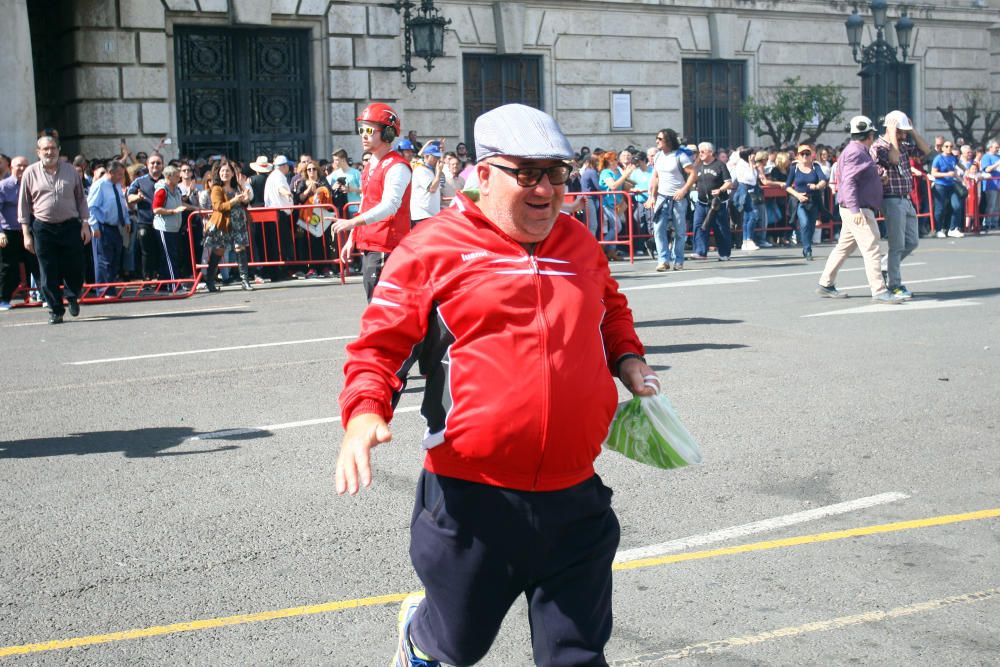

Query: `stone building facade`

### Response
(2, 0, 998, 161)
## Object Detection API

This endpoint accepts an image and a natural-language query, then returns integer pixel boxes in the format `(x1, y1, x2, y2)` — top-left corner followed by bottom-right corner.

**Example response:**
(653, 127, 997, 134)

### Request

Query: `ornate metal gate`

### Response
(174, 27, 312, 160)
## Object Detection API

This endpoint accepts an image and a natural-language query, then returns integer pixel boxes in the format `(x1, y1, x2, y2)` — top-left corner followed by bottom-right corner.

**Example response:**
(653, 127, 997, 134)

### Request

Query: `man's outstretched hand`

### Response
(335, 413, 392, 495)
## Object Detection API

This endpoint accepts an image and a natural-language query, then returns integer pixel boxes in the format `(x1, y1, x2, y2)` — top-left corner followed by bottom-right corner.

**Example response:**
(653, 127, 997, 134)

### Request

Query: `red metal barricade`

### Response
(191, 202, 350, 285)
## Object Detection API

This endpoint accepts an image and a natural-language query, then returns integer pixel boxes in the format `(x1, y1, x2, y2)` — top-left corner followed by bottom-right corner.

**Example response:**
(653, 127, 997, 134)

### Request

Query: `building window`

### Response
(682, 60, 746, 149)
(462, 54, 542, 151)
(862, 63, 913, 123)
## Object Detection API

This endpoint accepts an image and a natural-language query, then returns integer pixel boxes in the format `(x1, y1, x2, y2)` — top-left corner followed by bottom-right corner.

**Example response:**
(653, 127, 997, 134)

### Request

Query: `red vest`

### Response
(355, 150, 412, 252)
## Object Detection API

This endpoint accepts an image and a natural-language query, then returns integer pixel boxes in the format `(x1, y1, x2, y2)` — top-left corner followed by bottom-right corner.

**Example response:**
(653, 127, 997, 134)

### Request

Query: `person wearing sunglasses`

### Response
(930, 140, 966, 238)
(785, 143, 827, 261)
(331, 102, 412, 301)
(336, 104, 657, 667)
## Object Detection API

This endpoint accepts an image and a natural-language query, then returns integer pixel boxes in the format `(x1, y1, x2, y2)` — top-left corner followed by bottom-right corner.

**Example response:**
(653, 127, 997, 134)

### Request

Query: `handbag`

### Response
(952, 180, 968, 199)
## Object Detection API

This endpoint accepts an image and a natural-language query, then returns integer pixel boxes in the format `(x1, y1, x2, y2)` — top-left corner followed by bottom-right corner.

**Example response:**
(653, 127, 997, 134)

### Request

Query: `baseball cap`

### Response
(474, 104, 574, 162)
(273, 155, 290, 166)
(849, 115, 876, 135)
(397, 139, 415, 151)
(884, 110, 913, 131)
(422, 143, 443, 158)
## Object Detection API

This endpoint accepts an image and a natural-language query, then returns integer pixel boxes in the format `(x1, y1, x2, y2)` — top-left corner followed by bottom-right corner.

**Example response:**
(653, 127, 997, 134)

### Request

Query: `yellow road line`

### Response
(1, 507, 998, 658)
(613, 586, 1000, 664)
(612, 507, 1000, 571)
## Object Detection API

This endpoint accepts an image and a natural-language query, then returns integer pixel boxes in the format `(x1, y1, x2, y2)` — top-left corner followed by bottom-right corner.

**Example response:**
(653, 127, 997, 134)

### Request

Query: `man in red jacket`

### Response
(335, 104, 659, 667)
(332, 102, 412, 301)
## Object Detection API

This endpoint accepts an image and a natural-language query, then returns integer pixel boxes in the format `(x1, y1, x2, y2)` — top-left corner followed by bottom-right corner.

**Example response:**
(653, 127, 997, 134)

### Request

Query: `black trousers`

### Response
(32, 219, 84, 315)
(136, 224, 160, 280)
(0, 229, 40, 302)
(361, 250, 387, 302)
(408, 471, 620, 667)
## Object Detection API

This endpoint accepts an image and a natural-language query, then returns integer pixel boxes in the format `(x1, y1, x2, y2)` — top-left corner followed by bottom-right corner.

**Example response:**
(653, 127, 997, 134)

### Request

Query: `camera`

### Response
(337, 177, 347, 185)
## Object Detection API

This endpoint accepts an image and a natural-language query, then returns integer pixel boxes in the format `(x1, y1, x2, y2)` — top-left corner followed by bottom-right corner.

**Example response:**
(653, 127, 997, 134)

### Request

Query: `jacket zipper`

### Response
(528, 251, 551, 490)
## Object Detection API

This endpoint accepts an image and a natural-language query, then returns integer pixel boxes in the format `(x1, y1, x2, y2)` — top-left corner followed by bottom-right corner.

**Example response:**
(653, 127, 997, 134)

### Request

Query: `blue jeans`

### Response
(932, 184, 963, 232)
(734, 184, 759, 242)
(693, 200, 732, 258)
(795, 201, 818, 256)
(601, 202, 621, 242)
(585, 198, 601, 238)
(652, 195, 688, 266)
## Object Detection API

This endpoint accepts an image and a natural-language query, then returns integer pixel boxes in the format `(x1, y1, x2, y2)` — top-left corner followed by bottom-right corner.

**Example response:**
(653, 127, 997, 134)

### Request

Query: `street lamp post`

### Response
(844, 1, 914, 121)
(393, 0, 451, 92)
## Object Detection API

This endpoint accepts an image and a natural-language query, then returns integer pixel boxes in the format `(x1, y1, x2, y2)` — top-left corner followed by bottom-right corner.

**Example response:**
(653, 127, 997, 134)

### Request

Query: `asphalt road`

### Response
(1, 234, 998, 666)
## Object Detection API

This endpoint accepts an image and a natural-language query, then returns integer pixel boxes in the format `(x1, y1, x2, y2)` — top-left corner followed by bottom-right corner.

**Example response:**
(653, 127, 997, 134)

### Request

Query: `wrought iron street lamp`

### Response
(394, 0, 451, 91)
(844, 1, 915, 121)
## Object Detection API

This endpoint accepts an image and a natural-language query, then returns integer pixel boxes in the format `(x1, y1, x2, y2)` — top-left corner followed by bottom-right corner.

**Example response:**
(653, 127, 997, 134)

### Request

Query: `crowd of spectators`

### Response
(0, 125, 997, 308)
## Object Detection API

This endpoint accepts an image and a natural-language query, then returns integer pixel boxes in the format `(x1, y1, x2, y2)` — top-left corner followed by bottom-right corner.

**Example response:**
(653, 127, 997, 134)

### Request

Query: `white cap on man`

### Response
(849, 115, 877, 135)
(884, 110, 913, 131)
(474, 104, 574, 162)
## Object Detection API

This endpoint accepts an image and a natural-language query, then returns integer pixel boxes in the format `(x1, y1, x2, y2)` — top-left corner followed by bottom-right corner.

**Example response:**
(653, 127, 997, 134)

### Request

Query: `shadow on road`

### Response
(77, 309, 254, 323)
(634, 317, 742, 328)
(916, 287, 1000, 301)
(0, 426, 265, 459)
(644, 343, 749, 355)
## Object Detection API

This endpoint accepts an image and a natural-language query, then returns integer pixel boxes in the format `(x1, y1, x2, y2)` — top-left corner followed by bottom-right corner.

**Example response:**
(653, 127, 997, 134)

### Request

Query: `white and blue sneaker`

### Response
(392, 592, 439, 667)
(0, 301, 11, 311)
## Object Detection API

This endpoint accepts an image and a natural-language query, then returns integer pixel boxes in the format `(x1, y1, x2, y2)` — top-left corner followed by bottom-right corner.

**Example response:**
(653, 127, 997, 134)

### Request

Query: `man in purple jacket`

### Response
(815, 115, 904, 304)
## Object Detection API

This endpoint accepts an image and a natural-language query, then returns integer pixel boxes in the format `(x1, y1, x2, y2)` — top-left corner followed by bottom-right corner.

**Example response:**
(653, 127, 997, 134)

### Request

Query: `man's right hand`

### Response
(338, 235, 353, 264)
(335, 413, 393, 496)
(0, 232, 6, 249)
(22, 234, 34, 255)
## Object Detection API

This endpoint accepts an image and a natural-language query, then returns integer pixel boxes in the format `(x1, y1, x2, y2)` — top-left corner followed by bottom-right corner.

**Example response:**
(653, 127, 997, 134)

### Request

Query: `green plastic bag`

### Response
(603, 394, 703, 469)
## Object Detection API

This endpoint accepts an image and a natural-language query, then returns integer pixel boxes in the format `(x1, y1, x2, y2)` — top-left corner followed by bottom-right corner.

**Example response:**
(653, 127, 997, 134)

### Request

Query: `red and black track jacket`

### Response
(339, 193, 644, 491)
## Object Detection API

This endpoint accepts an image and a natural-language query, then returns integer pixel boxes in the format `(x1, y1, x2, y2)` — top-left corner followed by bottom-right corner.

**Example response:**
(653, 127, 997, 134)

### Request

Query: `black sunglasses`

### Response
(487, 162, 571, 187)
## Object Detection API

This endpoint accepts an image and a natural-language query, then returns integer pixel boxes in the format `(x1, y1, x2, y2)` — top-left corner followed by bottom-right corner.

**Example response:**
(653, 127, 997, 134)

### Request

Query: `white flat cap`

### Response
(474, 104, 574, 162)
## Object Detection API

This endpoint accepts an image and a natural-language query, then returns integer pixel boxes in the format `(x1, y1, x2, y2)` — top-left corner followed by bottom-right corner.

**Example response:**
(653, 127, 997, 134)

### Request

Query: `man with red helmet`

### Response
(332, 102, 412, 301)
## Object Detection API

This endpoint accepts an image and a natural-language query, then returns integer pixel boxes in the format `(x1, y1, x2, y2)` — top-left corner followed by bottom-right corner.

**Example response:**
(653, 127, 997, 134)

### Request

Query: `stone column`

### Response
(0, 0, 37, 157)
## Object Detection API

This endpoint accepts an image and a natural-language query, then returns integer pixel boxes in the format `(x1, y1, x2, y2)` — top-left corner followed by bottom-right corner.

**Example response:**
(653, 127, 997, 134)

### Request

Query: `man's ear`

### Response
(476, 162, 491, 196)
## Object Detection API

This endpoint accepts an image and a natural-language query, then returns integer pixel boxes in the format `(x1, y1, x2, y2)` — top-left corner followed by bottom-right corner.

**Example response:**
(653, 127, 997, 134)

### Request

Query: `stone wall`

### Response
(20, 0, 999, 162)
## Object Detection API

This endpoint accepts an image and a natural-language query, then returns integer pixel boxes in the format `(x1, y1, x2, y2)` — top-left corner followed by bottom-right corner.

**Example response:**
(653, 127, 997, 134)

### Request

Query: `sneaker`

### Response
(293, 271, 306, 279)
(0, 301, 10, 311)
(655, 262, 668, 272)
(758, 240, 774, 248)
(305, 269, 318, 279)
(892, 286, 913, 300)
(253, 276, 267, 285)
(816, 284, 847, 299)
(872, 291, 905, 304)
(691, 254, 708, 260)
(936, 230, 947, 238)
(742, 239, 759, 251)
(393, 593, 439, 667)
(673, 263, 683, 271)
(718, 256, 731, 261)
(947, 229, 964, 238)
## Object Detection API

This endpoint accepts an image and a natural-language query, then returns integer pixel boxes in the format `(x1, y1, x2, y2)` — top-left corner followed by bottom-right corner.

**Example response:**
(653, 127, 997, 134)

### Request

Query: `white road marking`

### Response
(620, 263, 927, 292)
(2, 304, 247, 328)
(837, 274, 973, 291)
(802, 299, 981, 318)
(65, 335, 358, 365)
(613, 492, 909, 564)
(612, 586, 1000, 664)
(621, 276, 757, 291)
(189, 406, 422, 441)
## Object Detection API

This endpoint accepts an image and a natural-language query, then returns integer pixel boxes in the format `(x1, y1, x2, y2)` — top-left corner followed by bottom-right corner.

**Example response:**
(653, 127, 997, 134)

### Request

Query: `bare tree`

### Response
(937, 92, 1000, 146)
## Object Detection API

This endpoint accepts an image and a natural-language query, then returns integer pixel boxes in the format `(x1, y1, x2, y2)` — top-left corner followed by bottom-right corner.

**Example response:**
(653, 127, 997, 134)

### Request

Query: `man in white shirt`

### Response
(645, 129, 695, 271)
(264, 155, 295, 279)
(410, 143, 444, 225)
